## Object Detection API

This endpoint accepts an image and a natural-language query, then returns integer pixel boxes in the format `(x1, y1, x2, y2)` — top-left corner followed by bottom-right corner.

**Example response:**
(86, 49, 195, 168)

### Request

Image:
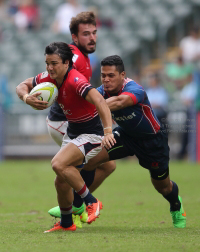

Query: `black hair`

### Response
(101, 55, 125, 73)
(45, 42, 74, 67)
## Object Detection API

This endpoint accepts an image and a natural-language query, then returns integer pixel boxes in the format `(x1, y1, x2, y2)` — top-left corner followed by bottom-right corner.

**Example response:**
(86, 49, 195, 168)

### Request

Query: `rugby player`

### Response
(85, 55, 186, 228)
(46, 12, 116, 227)
(16, 42, 116, 232)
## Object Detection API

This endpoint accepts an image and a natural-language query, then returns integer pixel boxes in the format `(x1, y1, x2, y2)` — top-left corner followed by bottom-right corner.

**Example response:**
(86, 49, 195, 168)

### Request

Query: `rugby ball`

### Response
(29, 82, 58, 108)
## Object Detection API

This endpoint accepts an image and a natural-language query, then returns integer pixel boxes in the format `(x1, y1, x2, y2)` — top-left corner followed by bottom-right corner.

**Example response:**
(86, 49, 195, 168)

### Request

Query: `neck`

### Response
(56, 70, 68, 87)
(73, 41, 88, 57)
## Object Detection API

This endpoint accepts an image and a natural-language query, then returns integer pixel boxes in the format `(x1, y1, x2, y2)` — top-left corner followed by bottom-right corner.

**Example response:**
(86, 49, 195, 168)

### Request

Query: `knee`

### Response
(51, 157, 66, 176)
(100, 161, 116, 176)
(51, 157, 60, 174)
(108, 161, 116, 174)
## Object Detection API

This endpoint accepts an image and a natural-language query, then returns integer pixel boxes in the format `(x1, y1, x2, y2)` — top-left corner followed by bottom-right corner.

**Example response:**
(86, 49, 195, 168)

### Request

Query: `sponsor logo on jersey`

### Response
(59, 104, 72, 115)
(41, 71, 48, 79)
(86, 62, 90, 69)
(74, 77, 79, 82)
(72, 54, 79, 63)
(151, 162, 159, 169)
(113, 112, 136, 122)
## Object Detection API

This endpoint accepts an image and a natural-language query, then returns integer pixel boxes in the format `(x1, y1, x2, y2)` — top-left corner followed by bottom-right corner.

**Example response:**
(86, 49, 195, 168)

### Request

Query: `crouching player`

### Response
(85, 55, 186, 228)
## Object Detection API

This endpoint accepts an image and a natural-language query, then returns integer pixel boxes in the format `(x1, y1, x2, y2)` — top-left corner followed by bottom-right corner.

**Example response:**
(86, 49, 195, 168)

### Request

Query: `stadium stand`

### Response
(1, 0, 200, 157)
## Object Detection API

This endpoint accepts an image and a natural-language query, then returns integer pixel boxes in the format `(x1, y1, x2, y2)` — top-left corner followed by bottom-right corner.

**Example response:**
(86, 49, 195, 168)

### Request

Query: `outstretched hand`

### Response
(26, 92, 48, 110)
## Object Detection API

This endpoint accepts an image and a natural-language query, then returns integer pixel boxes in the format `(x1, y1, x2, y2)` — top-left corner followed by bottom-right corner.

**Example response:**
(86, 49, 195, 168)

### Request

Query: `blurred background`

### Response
(0, 0, 200, 162)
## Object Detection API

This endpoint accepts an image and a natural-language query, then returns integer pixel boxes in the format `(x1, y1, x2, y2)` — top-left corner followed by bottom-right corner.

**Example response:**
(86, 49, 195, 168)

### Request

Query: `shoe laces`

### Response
(86, 204, 94, 215)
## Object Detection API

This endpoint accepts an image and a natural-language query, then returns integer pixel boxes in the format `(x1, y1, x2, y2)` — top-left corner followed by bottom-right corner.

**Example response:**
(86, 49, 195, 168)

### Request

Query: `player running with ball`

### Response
(16, 42, 116, 232)
(46, 12, 116, 227)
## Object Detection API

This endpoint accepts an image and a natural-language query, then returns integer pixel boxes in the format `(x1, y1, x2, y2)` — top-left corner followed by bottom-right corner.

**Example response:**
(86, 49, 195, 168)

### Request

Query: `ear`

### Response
(65, 60, 69, 67)
(121, 71, 126, 79)
(72, 34, 78, 44)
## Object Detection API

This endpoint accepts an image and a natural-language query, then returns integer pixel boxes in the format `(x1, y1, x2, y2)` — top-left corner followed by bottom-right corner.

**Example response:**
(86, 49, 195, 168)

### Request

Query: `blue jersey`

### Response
(97, 78, 160, 138)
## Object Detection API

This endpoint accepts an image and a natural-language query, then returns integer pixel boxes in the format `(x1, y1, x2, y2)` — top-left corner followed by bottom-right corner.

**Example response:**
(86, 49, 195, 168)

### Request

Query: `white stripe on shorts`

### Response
(62, 133, 103, 164)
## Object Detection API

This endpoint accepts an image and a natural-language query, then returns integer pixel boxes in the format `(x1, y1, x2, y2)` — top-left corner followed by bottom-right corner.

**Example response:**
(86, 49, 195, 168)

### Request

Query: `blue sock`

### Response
(76, 183, 97, 206)
(60, 206, 73, 228)
(163, 181, 181, 211)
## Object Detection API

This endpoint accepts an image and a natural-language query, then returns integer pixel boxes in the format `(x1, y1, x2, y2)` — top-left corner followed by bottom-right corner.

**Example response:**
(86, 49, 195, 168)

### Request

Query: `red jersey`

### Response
(70, 43, 92, 82)
(33, 68, 103, 138)
(47, 43, 92, 122)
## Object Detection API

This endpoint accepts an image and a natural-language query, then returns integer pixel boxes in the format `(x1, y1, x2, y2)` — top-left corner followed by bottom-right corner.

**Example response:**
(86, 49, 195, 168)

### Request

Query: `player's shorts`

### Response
(62, 133, 103, 164)
(46, 116, 68, 147)
(107, 127, 170, 180)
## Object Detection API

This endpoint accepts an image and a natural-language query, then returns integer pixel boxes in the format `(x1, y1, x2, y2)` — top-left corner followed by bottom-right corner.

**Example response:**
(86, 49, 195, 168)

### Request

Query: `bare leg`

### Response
(89, 161, 116, 192)
(83, 148, 115, 192)
(51, 142, 85, 208)
(151, 176, 172, 196)
(55, 176, 74, 207)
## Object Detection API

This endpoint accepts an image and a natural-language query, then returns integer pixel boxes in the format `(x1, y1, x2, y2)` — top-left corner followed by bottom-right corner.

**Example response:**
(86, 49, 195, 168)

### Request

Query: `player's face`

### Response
(73, 24, 97, 55)
(101, 66, 125, 94)
(45, 54, 69, 85)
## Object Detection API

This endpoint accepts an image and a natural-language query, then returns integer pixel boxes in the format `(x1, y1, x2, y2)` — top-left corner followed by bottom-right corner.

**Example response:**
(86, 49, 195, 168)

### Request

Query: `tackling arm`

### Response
(105, 94, 134, 111)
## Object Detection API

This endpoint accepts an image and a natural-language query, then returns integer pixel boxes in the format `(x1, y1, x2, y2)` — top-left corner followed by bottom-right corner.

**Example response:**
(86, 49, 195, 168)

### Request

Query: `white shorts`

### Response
(46, 116, 68, 147)
(62, 133, 103, 164)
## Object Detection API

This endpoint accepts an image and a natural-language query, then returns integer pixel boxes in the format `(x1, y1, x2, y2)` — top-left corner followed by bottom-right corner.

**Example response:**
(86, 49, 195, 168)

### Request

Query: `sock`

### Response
(73, 190, 84, 208)
(76, 183, 97, 206)
(73, 169, 96, 208)
(60, 205, 73, 228)
(80, 169, 96, 188)
(163, 181, 181, 211)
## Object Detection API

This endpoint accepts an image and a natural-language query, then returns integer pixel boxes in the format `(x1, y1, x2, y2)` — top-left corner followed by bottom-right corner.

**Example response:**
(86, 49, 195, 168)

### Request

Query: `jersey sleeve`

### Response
(70, 73, 94, 99)
(96, 85, 104, 96)
(121, 81, 145, 105)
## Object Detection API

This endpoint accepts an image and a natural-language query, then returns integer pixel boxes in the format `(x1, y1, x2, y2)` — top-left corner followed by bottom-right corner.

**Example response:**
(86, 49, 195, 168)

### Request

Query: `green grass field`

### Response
(0, 159, 200, 252)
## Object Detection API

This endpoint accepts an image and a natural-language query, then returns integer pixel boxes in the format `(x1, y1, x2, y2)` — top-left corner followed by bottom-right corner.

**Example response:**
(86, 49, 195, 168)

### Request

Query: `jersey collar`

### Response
(104, 80, 126, 97)
(57, 67, 73, 89)
(70, 41, 88, 58)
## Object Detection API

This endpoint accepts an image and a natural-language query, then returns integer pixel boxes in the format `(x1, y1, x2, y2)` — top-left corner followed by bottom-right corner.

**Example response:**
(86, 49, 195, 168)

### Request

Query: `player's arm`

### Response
(105, 94, 134, 111)
(16, 77, 48, 110)
(85, 88, 116, 149)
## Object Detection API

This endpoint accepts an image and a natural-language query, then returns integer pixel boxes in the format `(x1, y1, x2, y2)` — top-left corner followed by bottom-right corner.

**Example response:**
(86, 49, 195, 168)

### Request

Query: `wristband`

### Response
(23, 94, 29, 104)
(104, 127, 112, 130)
(104, 133, 113, 136)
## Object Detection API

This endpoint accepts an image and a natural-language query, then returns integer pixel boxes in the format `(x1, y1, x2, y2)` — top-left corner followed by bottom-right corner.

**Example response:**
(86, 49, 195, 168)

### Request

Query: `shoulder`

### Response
(123, 78, 144, 92)
(68, 69, 88, 83)
(96, 85, 104, 95)
(70, 45, 83, 61)
(35, 71, 56, 85)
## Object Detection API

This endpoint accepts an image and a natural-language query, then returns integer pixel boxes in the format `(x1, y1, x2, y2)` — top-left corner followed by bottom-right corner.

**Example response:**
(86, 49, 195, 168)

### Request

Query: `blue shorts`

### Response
(107, 127, 170, 180)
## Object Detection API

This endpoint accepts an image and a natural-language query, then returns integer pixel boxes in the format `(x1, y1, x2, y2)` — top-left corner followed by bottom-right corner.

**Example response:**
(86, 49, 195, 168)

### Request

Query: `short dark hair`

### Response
(45, 42, 74, 67)
(101, 55, 125, 73)
(70, 11, 96, 36)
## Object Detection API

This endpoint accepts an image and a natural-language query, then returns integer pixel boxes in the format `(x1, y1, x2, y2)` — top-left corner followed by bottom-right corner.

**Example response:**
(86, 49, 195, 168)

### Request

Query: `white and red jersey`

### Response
(33, 68, 103, 138)
(47, 43, 93, 122)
